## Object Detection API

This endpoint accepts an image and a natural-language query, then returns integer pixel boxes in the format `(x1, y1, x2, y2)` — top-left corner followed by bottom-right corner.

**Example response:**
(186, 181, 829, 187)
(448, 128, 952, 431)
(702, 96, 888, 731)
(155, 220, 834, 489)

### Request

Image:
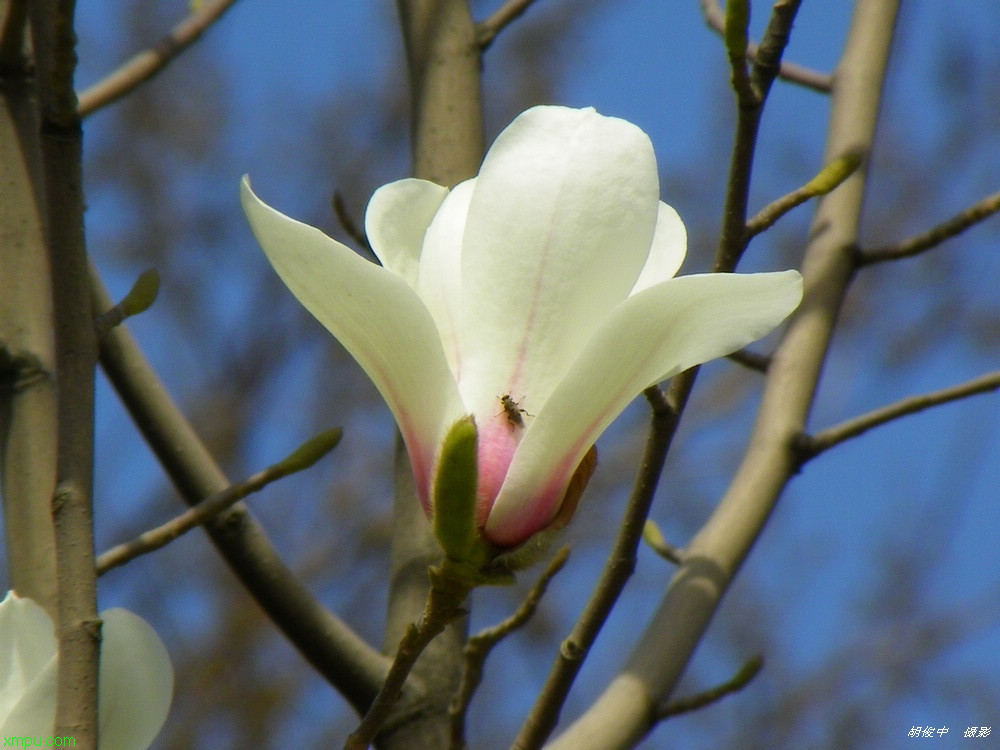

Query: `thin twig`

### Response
(656, 655, 763, 719)
(76, 0, 240, 117)
(450, 547, 570, 750)
(857, 189, 1000, 266)
(345, 566, 473, 750)
(727, 347, 771, 373)
(475, 0, 541, 49)
(798, 369, 1000, 460)
(713, 1, 804, 272)
(512, 386, 681, 749)
(700, 0, 833, 93)
(746, 150, 863, 239)
(96, 429, 341, 575)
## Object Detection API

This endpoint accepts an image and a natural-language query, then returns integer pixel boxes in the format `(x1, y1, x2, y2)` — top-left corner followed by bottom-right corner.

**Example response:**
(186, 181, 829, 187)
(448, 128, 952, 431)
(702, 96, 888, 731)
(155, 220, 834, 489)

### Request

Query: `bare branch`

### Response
(450, 548, 569, 749)
(656, 655, 763, 719)
(90, 265, 388, 716)
(713, 0, 804, 272)
(76, 0, 240, 117)
(476, 0, 541, 49)
(799, 369, 1000, 460)
(96, 429, 341, 575)
(513, 385, 682, 749)
(700, 0, 833, 93)
(857, 188, 1000, 265)
(746, 150, 863, 239)
(726, 347, 771, 373)
(30, 0, 101, 740)
(549, 4, 901, 746)
(346, 565, 473, 750)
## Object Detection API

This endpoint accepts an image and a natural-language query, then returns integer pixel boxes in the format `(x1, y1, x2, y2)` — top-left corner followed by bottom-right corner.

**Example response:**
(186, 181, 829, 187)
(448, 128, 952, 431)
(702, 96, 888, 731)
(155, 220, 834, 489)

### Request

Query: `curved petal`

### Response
(242, 178, 465, 496)
(486, 270, 803, 545)
(0, 592, 56, 733)
(629, 202, 687, 295)
(97, 609, 173, 750)
(365, 178, 449, 288)
(418, 179, 476, 378)
(457, 106, 660, 417)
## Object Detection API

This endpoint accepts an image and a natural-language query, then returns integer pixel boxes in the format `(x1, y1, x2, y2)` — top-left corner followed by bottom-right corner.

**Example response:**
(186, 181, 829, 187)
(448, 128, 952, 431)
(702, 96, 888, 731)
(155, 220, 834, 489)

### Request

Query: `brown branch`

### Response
(475, 0, 541, 49)
(713, 0, 804, 273)
(700, 0, 833, 93)
(512, 385, 682, 749)
(0, 0, 30, 69)
(726, 347, 771, 373)
(656, 655, 763, 719)
(345, 566, 473, 750)
(547, 4, 900, 747)
(76, 0, 240, 117)
(96, 429, 341, 575)
(450, 547, 569, 749)
(745, 150, 863, 239)
(798, 369, 1000, 460)
(856, 189, 1000, 265)
(30, 0, 101, 742)
(90, 265, 389, 717)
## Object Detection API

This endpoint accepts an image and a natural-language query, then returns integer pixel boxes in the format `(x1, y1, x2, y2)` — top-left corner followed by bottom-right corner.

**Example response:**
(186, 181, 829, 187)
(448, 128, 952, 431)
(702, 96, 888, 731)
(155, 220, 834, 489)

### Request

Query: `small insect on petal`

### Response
(500, 394, 532, 429)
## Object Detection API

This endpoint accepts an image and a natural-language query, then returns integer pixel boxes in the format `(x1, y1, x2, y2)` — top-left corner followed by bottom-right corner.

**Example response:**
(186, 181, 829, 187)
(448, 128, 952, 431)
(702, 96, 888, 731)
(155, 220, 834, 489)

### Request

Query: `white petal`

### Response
(242, 178, 465, 494)
(418, 179, 476, 377)
(486, 270, 803, 544)
(629, 202, 687, 295)
(457, 106, 660, 416)
(0, 592, 57, 734)
(365, 178, 449, 288)
(96, 609, 173, 750)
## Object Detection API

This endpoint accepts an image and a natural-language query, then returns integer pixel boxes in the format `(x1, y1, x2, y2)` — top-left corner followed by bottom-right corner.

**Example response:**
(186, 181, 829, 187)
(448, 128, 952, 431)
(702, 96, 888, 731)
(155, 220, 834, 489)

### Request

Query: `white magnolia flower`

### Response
(242, 105, 802, 550)
(0, 591, 173, 749)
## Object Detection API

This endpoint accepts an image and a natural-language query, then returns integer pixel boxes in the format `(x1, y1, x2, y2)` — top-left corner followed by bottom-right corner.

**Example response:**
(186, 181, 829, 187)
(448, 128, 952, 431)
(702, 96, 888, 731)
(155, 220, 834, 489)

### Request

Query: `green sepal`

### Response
(432, 416, 482, 564)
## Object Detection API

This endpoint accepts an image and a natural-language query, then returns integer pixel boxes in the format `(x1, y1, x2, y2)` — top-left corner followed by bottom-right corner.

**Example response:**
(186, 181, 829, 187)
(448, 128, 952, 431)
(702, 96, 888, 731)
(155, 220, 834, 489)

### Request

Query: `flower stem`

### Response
(345, 564, 474, 750)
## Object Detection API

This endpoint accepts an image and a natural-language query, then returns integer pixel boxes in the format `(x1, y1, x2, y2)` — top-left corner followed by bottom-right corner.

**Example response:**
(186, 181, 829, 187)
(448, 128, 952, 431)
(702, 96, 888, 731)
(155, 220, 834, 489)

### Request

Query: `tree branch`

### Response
(656, 655, 763, 719)
(449, 547, 569, 749)
(798, 369, 1000, 460)
(548, 3, 900, 746)
(76, 0, 240, 117)
(856, 188, 1000, 265)
(96, 429, 341, 575)
(30, 0, 103, 741)
(475, 0, 541, 49)
(0, 1, 59, 616)
(90, 266, 388, 717)
(512, 387, 679, 749)
(700, 0, 833, 93)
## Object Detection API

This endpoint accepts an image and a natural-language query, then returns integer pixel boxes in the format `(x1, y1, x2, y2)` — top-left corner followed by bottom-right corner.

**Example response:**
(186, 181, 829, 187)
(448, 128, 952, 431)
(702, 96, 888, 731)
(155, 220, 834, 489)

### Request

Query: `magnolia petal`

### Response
(242, 178, 465, 496)
(418, 179, 476, 378)
(365, 178, 449, 288)
(97, 609, 173, 750)
(630, 202, 687, 295)
(486, 270, 803, 545)
(457, 106, 660, 416)
(0, 592, 56, 734)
